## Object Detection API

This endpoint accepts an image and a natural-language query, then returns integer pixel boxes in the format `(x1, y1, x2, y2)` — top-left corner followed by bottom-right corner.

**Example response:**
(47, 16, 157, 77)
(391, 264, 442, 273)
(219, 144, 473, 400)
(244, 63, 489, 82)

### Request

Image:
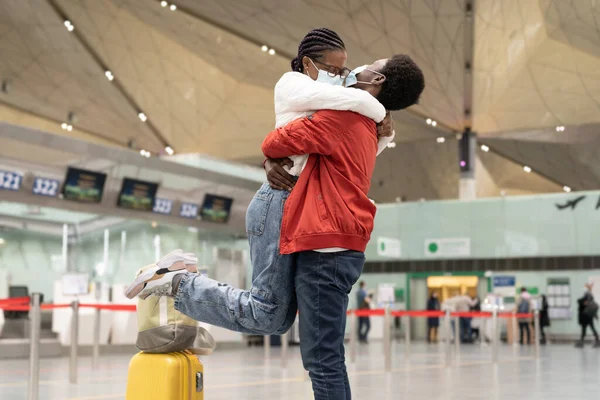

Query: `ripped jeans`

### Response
(174, 183, 297, 335)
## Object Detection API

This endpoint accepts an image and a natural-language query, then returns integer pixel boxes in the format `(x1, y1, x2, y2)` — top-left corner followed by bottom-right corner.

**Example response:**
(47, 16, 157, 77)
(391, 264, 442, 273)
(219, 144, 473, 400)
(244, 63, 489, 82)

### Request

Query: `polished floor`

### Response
(0, 341, 598, 399)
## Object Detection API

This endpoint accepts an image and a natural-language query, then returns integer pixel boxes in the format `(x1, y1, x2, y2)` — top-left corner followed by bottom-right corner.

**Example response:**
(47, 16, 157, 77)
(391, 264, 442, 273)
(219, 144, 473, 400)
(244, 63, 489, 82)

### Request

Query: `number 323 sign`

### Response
(0, 170, 23, 191)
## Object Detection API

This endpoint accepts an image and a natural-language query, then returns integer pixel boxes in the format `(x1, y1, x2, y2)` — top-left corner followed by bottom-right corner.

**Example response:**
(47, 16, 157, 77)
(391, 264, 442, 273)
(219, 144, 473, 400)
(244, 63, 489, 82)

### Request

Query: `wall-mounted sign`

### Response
(152, 198, 173, 215)
(547, 277, 571, 319)
(32, 177, 60, 197)
(179, 203, 198, 219)
(0, 170, 22, 191)
(425, 238, 470, 257)
(376, 237, 401, 258)
(492, 275, 516, 297)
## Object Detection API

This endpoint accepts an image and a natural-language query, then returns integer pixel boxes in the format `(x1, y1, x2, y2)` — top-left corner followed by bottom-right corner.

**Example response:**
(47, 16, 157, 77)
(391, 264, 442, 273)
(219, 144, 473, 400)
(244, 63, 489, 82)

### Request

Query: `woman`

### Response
(539, 294, 550, 345)
(575, 283, 600, 348)
(126, 29, 390, 334)
(427, 292, 440, 343)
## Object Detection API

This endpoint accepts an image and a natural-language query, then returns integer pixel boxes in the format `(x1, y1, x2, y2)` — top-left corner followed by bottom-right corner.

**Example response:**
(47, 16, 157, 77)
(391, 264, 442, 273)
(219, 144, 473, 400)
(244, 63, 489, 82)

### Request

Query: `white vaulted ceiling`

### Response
(1, 0, 599, 202)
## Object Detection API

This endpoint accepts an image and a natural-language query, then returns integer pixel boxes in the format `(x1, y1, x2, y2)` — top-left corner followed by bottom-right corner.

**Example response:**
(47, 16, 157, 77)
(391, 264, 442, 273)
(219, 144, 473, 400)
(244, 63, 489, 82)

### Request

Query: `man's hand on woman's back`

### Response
(264, 158, 296, 192)
(377, 111, 394, 139)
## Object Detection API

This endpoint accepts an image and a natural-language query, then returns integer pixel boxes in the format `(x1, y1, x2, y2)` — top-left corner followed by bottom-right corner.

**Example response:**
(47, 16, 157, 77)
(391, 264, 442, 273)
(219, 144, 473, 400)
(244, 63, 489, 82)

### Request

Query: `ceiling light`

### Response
(387, 142, 396, 148)
(268, 48, 276, 55)
(481, 144, 490, 152)
(105, 70, 114, 81)
(563, 186, 571, 192)
(436, 137, 445, 143)
(61, 123, 68, 130)
(523, 166, 531, 173)
(160, 0, 168, 6)
(64, 20, 74, 32)
(431, 121, 437, 127)
(555, 125, 565, 132)
(140, 149, 146, 156)
(426, 118, 432, 125)
(261, 45, 268, 52)
(66, 124, 73, 132)
(165, 146, 174, 155)
(138, 112, 147, 122)
(170, 4, 177, 10)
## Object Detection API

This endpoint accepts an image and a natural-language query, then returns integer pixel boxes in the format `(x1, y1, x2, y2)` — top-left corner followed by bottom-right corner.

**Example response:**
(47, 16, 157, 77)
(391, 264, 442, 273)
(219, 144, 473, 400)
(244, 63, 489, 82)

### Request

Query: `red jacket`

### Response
(261, 110, 377, 254)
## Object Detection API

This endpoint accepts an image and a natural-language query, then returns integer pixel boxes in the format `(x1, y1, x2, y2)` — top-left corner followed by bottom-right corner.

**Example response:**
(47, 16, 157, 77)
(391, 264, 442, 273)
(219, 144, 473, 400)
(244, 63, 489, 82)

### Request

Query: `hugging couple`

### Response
(126, 28, 424, 400)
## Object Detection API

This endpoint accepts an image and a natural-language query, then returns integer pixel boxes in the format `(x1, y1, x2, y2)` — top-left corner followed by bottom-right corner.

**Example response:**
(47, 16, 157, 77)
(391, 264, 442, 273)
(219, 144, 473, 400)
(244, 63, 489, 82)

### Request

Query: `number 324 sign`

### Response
(0, 170, 23, 191)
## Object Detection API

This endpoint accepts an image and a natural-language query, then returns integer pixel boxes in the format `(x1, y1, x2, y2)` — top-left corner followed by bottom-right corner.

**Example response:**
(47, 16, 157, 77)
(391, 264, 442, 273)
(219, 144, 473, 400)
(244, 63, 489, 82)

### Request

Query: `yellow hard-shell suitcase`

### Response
(126, 351, 204, 400)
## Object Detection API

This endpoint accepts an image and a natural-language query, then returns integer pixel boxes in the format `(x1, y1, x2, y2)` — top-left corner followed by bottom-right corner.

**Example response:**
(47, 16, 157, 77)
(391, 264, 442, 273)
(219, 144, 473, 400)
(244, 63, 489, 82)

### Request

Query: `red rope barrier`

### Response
(354, 309, 386, 317)
(0, 296, 30, 306)
(392, 310, 445, 318)
(0, 303, 136, 312)
(347, 309, 535, 319)
(80, 304, 136, 312)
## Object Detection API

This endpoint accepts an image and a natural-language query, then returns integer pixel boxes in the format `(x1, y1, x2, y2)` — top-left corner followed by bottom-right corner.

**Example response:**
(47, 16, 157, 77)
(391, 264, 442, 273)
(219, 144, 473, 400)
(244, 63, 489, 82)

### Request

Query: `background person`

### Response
(443, 292, 476, 343)
(517, 287, 532, 345)
(427, 292, 440, 343)
(357, 281, 371, 343)
(575, 283, 600, 348)
(539, 294, 550, 345)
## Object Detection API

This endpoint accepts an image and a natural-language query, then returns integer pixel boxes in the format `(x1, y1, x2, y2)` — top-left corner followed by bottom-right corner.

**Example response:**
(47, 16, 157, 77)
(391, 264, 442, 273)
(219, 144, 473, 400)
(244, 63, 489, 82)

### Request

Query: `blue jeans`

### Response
(174, 184, 297, 335)
(295, 250, 365, 400)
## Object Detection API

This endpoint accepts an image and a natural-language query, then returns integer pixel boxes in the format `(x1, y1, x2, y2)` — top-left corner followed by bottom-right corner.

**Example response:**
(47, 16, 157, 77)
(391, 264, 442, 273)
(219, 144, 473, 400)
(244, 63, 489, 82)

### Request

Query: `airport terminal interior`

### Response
(1, 0, 600, 399)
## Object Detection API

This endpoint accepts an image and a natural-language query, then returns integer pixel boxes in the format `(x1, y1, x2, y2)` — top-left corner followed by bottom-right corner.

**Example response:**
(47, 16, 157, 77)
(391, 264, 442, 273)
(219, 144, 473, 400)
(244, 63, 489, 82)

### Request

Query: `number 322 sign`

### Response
(33, 177, 60, 197)
(0, 170, 22, 191)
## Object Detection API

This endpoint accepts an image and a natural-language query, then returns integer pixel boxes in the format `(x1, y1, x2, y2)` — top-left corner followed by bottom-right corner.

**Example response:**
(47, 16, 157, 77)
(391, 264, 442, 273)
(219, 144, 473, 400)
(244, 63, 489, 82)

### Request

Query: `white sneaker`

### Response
(124, 249, 192, 299)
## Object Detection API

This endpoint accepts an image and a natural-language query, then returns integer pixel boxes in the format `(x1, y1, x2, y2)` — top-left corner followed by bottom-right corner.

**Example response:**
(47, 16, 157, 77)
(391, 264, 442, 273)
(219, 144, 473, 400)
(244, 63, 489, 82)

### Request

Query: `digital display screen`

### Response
(117, 178, 159, 211)
(200, 194, 233, 223)
(62, 167, 107, 203)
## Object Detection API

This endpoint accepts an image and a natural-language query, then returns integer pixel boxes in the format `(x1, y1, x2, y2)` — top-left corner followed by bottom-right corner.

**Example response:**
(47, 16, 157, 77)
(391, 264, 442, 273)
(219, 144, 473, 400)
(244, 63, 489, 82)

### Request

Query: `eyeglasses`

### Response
(311, 59, 351, 78)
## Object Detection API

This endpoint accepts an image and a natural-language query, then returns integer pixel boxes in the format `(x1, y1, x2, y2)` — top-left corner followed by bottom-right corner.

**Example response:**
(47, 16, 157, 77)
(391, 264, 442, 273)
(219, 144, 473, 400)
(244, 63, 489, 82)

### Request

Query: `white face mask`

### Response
(307, 59, 345, 86)
(344, 65, 385, 87)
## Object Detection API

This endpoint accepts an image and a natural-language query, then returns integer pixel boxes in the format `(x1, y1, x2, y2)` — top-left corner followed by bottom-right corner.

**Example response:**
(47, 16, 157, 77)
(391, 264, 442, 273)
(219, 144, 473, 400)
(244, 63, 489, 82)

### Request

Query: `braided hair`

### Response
(291, 28, 346, 73)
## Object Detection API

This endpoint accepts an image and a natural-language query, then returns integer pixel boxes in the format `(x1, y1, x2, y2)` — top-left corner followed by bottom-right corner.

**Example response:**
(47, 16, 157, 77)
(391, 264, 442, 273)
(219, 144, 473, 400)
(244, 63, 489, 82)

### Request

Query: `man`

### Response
(443, 292, 476, 343)
(261, 56, 425, 399)
(517, 287, 532, 345)
(357, 281, 371, 343)
(575, 283, 599, 348)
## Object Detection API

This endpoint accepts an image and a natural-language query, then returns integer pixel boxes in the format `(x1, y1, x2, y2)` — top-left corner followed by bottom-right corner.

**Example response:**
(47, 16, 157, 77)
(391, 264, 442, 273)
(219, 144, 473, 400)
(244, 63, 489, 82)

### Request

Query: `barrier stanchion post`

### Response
(27, 293, 41, 400)
(264, 335, 271, 359)
(444, 310, 451, 367)
(280, 331, 288, 369)
(534, 310, 540, 358)
(383, 307, 391, 372)
(480, 318, 485, 348)
(492, 308, 499, 364)
(69, 300, 79, 384)
(404, 314, 410, 360)
(92, 306, 101, 369)
(512, 310, 518, 347)
(454, 315, 460, 354)
(349, 311, 357, 364)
